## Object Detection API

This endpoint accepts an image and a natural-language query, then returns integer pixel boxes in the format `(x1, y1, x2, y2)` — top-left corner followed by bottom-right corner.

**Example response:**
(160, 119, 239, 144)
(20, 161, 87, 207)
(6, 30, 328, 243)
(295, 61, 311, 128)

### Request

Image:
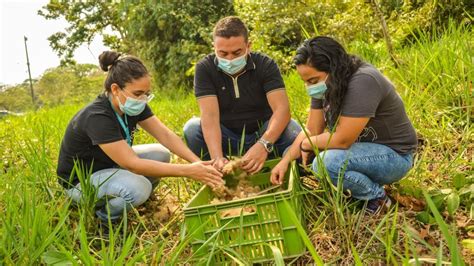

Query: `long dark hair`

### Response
(98, 51, 149, 93)
(294, 36, 363, 127)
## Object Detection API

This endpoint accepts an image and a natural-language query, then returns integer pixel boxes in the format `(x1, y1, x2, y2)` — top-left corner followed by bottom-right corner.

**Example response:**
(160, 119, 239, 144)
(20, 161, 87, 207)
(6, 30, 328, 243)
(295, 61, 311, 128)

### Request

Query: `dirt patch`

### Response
(209, 159, 261, 217)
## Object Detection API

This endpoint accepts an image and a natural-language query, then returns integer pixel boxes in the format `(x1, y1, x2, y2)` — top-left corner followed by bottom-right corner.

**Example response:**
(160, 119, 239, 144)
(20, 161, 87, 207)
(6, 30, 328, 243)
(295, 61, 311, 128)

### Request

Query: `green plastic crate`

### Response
(183, 159, 305, 264)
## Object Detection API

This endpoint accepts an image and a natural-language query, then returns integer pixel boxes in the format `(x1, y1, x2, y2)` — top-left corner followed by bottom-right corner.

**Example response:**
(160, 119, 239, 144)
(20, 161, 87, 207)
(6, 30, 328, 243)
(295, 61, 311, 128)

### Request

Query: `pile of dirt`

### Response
(137, 190, 181, 224)
(211, 159, 260, 200)
(210, 159, 261, 217)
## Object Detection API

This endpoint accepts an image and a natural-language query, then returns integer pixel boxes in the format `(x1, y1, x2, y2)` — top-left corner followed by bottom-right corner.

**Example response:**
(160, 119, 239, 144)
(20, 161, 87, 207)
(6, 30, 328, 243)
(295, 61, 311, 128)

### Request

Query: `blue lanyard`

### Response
(114, 112, 132, 146)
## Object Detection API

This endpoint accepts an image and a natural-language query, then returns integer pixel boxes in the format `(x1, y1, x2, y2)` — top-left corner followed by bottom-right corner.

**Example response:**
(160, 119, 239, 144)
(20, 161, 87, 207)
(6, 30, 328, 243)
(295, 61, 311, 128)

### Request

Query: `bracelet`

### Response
(299, 141, 313, 153)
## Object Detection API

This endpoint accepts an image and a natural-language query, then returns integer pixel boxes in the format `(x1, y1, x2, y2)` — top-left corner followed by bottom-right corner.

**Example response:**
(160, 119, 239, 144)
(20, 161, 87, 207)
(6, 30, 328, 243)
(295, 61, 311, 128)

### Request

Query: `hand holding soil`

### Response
(187, 161, 224, 188)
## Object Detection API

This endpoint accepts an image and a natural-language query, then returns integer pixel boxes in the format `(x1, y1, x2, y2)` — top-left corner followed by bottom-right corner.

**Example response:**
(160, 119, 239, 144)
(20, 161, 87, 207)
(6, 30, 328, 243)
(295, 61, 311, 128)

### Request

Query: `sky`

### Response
(0, 0, 108, 86)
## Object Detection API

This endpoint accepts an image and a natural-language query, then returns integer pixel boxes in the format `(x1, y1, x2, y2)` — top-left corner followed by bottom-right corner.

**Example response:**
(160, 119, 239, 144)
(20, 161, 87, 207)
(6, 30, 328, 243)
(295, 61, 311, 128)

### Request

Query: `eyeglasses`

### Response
(121, 89, 155, 102)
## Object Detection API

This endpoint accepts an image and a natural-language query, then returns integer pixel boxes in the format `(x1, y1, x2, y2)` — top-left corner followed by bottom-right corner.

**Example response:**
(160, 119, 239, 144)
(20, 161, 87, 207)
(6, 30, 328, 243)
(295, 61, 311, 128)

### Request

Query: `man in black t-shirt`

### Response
(183, 16, 301, 174)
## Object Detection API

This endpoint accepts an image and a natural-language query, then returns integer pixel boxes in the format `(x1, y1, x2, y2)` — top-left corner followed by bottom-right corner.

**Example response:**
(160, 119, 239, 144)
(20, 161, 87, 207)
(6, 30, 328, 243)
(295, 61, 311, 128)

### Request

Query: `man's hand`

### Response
(212, 157, 229, 172)
(242, 143, 268, 174)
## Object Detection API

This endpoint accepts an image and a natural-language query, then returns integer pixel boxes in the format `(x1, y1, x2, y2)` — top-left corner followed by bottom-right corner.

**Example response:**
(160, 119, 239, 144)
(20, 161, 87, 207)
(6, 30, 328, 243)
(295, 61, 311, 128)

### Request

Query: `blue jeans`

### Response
(183, 117, 301, 159)
(66, 144, 171, 221)
(311, 142, 413, 201)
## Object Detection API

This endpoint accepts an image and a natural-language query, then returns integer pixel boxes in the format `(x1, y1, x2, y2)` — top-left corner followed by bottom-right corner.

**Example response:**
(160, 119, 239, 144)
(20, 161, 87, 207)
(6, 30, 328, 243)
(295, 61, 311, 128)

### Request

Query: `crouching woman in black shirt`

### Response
(57, 51, 223, 222)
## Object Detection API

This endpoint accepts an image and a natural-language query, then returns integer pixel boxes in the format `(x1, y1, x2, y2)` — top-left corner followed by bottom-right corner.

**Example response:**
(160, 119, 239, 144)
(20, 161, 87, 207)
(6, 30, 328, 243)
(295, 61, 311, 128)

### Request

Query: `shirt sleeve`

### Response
(262, 57, 285, 93)
(310, 98, 323, 109)
(84, 112, 123, 145)
(194, 60, 217, 98)
(137, 104, 154, 121)
(341, 73, 384, 117)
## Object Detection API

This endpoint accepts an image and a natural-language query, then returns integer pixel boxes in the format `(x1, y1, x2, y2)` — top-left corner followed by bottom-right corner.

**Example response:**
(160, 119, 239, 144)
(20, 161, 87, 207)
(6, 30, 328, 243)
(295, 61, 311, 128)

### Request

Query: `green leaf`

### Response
(416, 211, 436, 224)
(263, 244, 285, 266)
(282, 199, 324, 265)
(461, 239, 474, 252)
(453, 173, 467, 190)
(432, 194, 446, 211)
(42, 251, 73, 265)
(446, 192, 460, 216)
(470, 203, 474, 220)
(440, 188, 452, 195)
(458, 185, 472, 196)
(423, 191, 464, 266)
(350, 242, 363, 266)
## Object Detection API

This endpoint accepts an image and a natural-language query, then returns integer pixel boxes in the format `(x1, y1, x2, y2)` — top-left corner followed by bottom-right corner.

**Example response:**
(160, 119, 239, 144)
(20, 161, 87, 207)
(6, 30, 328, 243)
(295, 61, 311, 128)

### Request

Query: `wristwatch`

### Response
(258, 137, 274, 153)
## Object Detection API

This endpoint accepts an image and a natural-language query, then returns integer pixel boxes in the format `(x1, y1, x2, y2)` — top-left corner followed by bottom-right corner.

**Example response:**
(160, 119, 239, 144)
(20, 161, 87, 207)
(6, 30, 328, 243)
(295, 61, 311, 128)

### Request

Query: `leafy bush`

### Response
(0, 64, 104, 112)
(0, 84, 34, 112)
(124, 1, 234, 89)
(35, 64, 104, 107)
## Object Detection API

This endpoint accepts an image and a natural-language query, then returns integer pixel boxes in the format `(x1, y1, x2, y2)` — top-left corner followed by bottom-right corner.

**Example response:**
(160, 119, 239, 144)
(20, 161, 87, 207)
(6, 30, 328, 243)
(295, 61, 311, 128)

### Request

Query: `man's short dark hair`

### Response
(213, 16, 248, 42)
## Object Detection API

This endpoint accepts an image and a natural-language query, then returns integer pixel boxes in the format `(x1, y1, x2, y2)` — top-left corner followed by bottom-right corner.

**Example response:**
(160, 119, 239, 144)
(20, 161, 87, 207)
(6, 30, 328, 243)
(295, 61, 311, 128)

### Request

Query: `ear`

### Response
(247, 41, 252, 52)
(110, 83, 120, 96)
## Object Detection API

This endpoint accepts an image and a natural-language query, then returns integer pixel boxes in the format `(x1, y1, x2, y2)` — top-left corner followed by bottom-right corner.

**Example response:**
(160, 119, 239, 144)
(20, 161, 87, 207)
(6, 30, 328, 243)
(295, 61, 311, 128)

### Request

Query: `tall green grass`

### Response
(0, 21, 472, 264)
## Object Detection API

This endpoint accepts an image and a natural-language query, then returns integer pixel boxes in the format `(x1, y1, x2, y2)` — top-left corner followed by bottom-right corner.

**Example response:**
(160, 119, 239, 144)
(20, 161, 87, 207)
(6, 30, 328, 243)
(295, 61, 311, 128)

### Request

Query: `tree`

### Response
(38, 1, 128, 65)
(125, 0, 234, 89)
(39, 1, 234, 89)
(35, 64, 103, 107)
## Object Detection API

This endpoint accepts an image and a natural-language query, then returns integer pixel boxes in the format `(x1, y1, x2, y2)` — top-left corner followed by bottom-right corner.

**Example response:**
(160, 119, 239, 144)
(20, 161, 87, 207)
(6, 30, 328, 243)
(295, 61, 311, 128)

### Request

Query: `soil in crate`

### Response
(210, 159, 280, 217)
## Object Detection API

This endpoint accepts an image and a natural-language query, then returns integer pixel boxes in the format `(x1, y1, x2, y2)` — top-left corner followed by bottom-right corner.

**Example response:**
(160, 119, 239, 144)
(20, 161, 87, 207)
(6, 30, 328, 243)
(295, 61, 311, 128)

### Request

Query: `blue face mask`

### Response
(117, 92, 148, 116)
(216, 51, 247, 75)
(306, 75, 329, 99)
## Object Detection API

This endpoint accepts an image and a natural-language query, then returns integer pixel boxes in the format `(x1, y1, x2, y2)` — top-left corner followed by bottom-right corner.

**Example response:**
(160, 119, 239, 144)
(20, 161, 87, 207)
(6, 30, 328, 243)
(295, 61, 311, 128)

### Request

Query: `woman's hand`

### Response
(186, 161, 224, 188)
(270, 159, 289, 185)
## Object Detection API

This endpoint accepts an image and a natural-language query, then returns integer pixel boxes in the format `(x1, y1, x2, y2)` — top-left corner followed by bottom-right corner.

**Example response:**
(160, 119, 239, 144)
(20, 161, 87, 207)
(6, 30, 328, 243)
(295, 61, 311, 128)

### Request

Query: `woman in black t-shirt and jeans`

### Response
(57, 51, 223, 222)
(270, 37, 417, 214)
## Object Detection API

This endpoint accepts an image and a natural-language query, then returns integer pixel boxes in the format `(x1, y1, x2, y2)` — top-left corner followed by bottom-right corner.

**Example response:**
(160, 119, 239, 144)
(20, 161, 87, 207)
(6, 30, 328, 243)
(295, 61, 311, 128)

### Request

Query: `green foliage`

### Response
(125, 0, 234, 89)
(35, 64, 104, 107)
(0, 84, 34, 112)
(38, 1, 128, 65)
(235, 1, 387, 71)
(1, 4, 472, 264)
(39, 0, 234, 89)
(38, 0, 472, 88)
(0, 64, 104, 112)
(423, 191, 465, 265)
(380, 0, 473, 45)
(417, 174, 474, 224)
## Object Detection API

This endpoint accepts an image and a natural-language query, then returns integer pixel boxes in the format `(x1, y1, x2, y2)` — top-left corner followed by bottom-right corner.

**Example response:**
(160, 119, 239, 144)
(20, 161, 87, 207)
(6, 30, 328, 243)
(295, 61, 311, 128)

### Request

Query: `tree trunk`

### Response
(370, 0, 400, 68)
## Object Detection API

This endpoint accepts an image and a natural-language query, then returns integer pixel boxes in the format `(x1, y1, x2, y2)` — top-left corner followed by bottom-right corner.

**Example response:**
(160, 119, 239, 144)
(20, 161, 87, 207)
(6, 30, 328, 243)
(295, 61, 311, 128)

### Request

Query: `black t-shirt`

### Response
(194, 52, 285, 133)
(311, 63, 417, 154)
(56, 94, 154, 188)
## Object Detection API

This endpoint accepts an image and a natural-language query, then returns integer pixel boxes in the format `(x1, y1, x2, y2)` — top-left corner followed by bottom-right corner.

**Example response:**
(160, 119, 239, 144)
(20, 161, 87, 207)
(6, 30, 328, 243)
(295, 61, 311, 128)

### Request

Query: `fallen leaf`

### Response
(392, 193, 426, 211)
(419, 224, 431, 239)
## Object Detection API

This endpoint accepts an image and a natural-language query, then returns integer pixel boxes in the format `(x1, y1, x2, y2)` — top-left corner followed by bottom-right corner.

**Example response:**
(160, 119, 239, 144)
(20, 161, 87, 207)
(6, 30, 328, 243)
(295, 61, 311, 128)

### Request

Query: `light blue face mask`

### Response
(117, 92, 147, 116)
(306, 75, 329, 99)
(216, 51, 247, 75)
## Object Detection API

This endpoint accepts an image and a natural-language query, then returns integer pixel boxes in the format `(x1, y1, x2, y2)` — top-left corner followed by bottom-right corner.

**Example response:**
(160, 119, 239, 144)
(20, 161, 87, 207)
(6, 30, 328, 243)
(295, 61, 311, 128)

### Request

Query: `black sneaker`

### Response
(366, 195, 392, 215)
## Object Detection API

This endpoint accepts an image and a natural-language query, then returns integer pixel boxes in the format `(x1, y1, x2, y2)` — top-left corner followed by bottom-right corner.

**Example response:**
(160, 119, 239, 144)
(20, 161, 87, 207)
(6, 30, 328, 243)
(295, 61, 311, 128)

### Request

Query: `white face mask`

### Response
(306, 75, 329, 99)
(216, 50, 248, 75)
(116, 89, 154, 116)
